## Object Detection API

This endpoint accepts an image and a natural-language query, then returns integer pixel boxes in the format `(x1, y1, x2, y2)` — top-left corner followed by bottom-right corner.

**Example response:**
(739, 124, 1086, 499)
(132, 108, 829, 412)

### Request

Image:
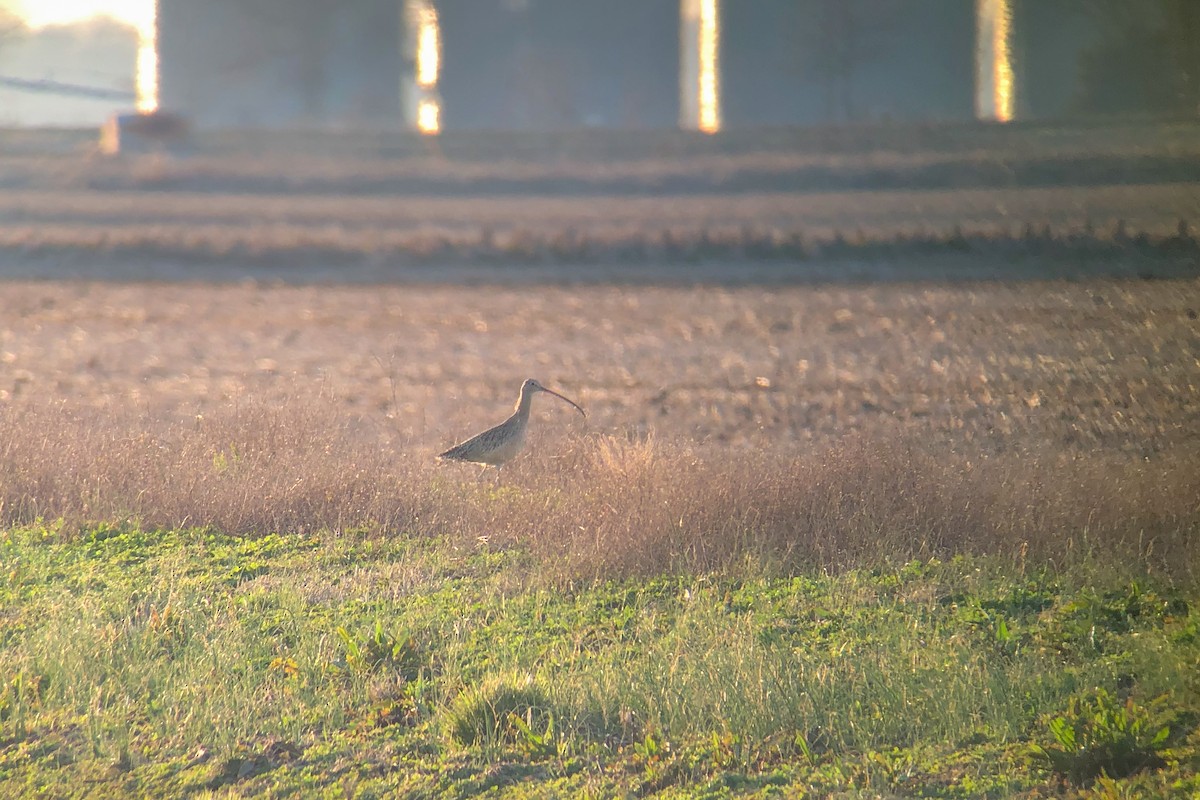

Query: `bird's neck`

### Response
(515, 387, 534, 415)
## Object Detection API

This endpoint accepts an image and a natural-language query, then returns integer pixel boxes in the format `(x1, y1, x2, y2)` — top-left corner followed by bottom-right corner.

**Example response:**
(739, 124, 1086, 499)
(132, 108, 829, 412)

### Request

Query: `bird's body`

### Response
(439, 379, 585, 467)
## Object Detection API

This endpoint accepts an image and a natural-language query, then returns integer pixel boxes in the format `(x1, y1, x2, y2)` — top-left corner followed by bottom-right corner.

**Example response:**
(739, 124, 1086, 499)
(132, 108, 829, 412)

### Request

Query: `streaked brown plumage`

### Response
(439, 379, 586, 467)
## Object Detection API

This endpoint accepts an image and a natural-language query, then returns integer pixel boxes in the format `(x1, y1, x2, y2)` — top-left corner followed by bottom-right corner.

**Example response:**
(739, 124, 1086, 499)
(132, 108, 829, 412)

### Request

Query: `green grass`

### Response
(1, 523, 1197, 798)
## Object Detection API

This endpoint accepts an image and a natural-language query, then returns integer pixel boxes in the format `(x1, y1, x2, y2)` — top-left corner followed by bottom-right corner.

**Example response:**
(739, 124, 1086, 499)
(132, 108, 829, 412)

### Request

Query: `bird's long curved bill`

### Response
(544, 387, 586, 417)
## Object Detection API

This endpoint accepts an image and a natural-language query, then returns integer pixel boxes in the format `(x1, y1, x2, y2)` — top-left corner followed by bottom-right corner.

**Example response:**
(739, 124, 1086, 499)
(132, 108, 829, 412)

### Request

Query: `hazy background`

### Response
(1, 0, 1198, 130)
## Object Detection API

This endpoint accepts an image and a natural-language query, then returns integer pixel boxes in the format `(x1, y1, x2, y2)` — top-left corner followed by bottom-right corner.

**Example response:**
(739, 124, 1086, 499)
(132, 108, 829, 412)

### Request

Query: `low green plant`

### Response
(334, 620, 423, 680)
(211, 444, 243, 475)
(1031, 689, 1170, 786)
(507, 708, 562, 759)
(632, 729, 667, 764)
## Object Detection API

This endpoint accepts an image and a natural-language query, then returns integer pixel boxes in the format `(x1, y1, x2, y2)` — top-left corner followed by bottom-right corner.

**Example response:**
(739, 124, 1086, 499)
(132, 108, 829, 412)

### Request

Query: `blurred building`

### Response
(437, 0, 679, 130)
(437, 0, 978, 129)
(156, 0, 403, 128)
(146, 0, 1194, 131)
(1013, 0, 1200, 118)
(723, 0, 975, 126)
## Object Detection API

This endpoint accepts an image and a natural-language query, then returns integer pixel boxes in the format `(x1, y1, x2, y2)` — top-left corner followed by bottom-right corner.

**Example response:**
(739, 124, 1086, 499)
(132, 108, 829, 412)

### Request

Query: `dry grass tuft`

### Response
(1, 400, 1195, 583)
(479, 433, 1200, 582)
(0, 399, 420, 535)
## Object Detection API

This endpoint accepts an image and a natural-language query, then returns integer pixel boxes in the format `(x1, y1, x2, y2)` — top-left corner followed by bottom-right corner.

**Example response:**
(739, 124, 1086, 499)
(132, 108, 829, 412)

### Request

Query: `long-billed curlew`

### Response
(439, 378, 585, 467)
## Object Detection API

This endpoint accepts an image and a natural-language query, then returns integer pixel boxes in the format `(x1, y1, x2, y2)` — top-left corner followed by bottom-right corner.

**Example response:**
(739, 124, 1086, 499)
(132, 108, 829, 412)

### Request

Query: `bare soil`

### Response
(1, 276, 1196, 463)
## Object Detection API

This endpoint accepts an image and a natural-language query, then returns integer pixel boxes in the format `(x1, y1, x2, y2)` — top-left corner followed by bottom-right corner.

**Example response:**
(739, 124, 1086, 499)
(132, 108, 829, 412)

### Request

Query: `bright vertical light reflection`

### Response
(680, 0, 721, 133)
(417, 98, 440, 133)
(133, 0, 158, 112)
(976, 0, 1014, 122)
(412, 0, 441, 134)
(135, 8, 158, 112)
(416, 3, 440, 89)
(698, 0, 720, 132)
(991, 0, 1014, 121)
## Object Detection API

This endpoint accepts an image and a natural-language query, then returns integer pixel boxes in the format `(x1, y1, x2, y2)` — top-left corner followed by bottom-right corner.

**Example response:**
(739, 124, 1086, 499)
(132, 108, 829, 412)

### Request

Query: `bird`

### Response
(439, 378, 586, 468)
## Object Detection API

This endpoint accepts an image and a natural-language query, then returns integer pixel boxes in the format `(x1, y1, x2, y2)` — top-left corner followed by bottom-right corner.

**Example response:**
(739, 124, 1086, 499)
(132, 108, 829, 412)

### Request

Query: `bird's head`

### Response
(523, 379, 586, 417)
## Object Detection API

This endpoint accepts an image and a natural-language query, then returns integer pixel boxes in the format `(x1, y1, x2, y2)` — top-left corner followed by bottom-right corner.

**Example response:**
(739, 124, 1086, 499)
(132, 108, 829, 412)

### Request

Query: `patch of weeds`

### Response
(333, 620, 425, 680)
(355, 695, 419, 733)
(267, 656, 300, 681)
(351, 675, 433, 735)
(203, 737, 301, 790)
(954, 578, 1068, 662)
(224, 561, 268, 586)
(507, 706, 563, 760)
(209, 533, 312, 586)
(1031, 688, 1170, 786)
(83, 520, 142, 544)
(958, 600, 1028, 659)
(896, 558, 941, 584)
(0, 671, 48, 734)
(232, 533, 295, 561)
(630, 728, 691, 796)
(240, 599, 298, 649)
(141, 602, 187, 655)
(82, 522, 157, 566)
(979, 582, 1056, 618)
(1169, 614, 1199, 645)
(1042, 582, 1189, 656)
(444, 672, 555, 748)
(211, 444, 243, 476)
